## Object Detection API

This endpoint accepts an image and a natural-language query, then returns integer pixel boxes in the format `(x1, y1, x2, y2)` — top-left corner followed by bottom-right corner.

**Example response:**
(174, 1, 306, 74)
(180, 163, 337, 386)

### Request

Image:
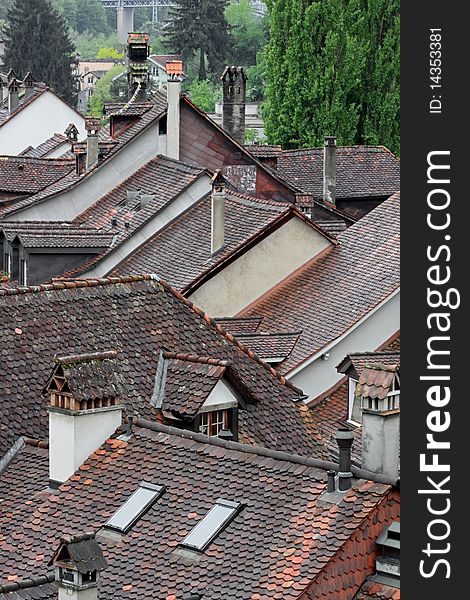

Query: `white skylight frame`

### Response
(104, 481, 164, 533)
(180, 499, 241, 552)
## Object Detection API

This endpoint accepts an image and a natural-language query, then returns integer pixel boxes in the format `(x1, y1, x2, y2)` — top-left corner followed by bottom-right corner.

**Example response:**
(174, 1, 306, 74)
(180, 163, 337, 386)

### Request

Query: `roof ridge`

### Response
(162, 351, 229, 367)
(54, 350, 117, 365)
(132, 418, 397, 485)
(237, 330, 302, 338)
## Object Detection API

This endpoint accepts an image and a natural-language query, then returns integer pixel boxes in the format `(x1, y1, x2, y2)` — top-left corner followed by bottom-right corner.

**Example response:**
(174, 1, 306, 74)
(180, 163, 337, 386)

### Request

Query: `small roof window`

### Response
(181, 499, 241, 552)
(104, 482, 164, 533)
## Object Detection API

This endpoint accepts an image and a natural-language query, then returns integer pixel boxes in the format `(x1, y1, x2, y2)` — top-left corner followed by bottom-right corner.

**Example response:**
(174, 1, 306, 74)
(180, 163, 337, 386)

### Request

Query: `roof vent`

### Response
(140, 194, 155, 209)
(126, 190, 139, 205)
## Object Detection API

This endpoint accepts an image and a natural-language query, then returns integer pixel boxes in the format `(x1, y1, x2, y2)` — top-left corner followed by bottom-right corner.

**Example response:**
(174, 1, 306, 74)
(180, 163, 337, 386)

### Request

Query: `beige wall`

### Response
(188, 217, 332, 317)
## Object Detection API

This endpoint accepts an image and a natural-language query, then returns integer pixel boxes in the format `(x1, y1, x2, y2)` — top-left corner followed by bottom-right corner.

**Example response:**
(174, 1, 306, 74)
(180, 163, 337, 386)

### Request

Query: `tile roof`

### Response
(0, 222, 113, 249)
(215, 316, 263, 335)
(110, 191, 294, 287)
(337, 352, 401, 380)
(243, 144, 283, 158)
(354, 580, 400, 599)
(58, 156, 207, 276)
(241, 192, 400, 374)
(0, 581, 57, 599)
(0, 422, 399, 598)
(235, 331, 301, 362)
(0, 275, 325, 459)
(0, 93, 168, 219)
(276, 146, 400, 200)
(0, 156, 75, 195)
(19, 134, 70, 159)
(357, 365, 399, 400)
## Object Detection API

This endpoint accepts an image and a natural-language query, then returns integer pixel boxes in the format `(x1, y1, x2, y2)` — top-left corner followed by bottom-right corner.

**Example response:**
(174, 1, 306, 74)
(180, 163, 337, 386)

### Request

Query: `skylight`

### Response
(104, 482, 164, 533)
(181, 499, 241, 551)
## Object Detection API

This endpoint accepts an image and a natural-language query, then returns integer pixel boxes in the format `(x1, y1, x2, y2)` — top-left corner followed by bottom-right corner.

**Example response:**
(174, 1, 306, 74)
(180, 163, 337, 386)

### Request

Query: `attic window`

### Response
(104, 482, 164, 533)
(180, 499, 241, 552)
(347, 378, 361, 425)
(199, 410, 228, 437)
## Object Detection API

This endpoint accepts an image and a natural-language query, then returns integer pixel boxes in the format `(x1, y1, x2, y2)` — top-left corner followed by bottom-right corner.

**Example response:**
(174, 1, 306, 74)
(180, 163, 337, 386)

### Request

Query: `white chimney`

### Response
(85, 117, 100, 171)
(23, 72, 35, 99)
(8, 77, 19, 114)
(211, 170, 226, 254)
(359, 364, 400, 480)
(323, 136, 337, 205)
(45, 351, 123, 486)
(166, 61, 183, 161)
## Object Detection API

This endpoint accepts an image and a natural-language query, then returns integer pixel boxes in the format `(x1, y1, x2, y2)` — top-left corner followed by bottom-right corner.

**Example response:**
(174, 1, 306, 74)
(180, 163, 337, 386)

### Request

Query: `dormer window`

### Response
(199, 409, 228, 437)
(347, 377, 361, 425)
(180, 499, 241, 552)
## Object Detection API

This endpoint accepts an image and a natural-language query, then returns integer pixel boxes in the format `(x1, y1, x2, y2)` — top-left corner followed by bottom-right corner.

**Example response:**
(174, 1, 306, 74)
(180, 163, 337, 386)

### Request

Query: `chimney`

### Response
(335, 428, 354, 491)
(23, 72, 35, 99)
(85, 117, 100, 170)
(323, 136, 337, 205)
(221, 66, 247, 144)
(211, 170, 226, 254)
(50, 532, 107, 600)
(127, 32, 150, 100)
(65, 123, 79, 142)
(7, 77, 19, 114)
(166, 60, 183, 161)
(44, 351, 123, 486)
(358, 364, 400, 480)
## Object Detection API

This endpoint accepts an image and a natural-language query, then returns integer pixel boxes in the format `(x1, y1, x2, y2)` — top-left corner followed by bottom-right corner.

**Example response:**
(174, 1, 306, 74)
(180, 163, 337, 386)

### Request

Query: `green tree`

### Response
(53, 0, 108, 35)
(264, 0, 399, 154)
(225, 0, 267, 67)
(3, 0, 77, 103)
(165, 0, 230, 81)
(96, 47, 124, 60)
(88, 64, 126, 115)
(186, 78, 222, 112)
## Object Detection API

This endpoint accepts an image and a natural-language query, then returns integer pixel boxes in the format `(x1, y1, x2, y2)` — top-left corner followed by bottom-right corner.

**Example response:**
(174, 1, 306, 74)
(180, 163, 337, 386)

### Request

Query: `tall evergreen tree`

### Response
(3, 0, 76, 103)
(264, 0, 399, 154)
(164, 0, 230, 81)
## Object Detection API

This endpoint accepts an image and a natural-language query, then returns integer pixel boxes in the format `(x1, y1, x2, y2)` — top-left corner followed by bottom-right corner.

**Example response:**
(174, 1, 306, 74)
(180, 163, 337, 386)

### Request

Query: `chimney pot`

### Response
(165, 62, 183, 161)
(7, 77, 19, 114)
(211, 170, 226, 254)
(335, 427, 354, 491)
(126, 415, 134, 436)
(85, 117, 100, 171)
(323, 135, 337, 205)
(326, 469, 336, 493)
(23, 72, 35, 98)
(218, 428, 233, 441)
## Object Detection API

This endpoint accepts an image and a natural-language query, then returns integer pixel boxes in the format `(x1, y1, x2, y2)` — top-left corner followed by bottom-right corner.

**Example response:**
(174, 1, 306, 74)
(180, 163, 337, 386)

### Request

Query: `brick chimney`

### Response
(166, 60, 183, 161)
(358, 364, 400, 480)
(211, 170, 226, 254)
(23, 72, 35, 99)
(221, 66, 247, 144)
(44, 351, 123, 486)
(7, 77, 19, 114)
(323, 136, 337, 205)
(50, 532, 107, 600)
(85, 117, 100, 170)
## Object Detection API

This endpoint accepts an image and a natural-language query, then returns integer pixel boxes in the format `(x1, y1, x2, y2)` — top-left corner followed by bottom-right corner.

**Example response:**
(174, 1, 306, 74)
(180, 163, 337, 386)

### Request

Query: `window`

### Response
(180, 499, 241, 552)
(104, 482, 164, 533)
(4, 252, 11, 275)
(200, 410, 228, 436)
(88, 76, 94, 84)
(348, 378, 361, 424)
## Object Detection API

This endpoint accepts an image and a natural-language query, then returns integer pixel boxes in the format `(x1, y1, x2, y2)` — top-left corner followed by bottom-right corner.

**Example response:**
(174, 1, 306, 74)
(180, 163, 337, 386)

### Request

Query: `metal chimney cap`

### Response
(324, 136, 337, 145)
(335, 428, 354, 441)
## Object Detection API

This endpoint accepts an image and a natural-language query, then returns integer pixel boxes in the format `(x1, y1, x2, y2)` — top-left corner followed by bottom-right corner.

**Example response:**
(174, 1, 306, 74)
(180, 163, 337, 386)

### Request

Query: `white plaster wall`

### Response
(201, 380, 238, 412)
(49, 407, 122, 483)
(8, 122, 164, 221)
(0, 91, 86, 155)
(46, 142, 72, 158)
(82, 175, 212, 277)
(188, 218, 332, 317)
(289, 291, 400, 400)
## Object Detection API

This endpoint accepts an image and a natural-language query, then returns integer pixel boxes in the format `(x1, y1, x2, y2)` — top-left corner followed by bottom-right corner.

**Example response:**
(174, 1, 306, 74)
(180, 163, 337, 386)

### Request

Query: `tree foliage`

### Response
(52, 0, 108, 35)
(185, 78, 222, 112)
(88, 64, 125, 116)
(164, 0, 230, 81)
(3, 0, 77, 103)
(225, 0, 267, 67)
(264, 0, 399, 154)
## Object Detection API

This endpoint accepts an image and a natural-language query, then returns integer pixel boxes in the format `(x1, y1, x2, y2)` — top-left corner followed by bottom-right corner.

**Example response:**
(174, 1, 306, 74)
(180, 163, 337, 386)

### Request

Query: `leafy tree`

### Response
(165, 0, 230, 81)
(88, 64, 125, 115)
(225, 0, 267, 67)
(185, 78, 221, 112)
(71, 32, 123, 59)
(96, 47, 124, 60)
(264, 0, 399, 154)
(246, 51, 266, 101)
(52, 0, 108, 35)
(3, 0, 77, 103)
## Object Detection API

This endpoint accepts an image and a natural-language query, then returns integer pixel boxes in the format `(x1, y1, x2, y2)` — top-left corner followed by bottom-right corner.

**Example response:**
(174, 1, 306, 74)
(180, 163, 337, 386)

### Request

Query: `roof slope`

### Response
(242, 192, 400, 373)
(0, 275, 325, 459)
(110, 191, 293, 287)
(0, 424, 399, 599)
(276, 146, 400, 200)
(0, 156, 75, 195)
